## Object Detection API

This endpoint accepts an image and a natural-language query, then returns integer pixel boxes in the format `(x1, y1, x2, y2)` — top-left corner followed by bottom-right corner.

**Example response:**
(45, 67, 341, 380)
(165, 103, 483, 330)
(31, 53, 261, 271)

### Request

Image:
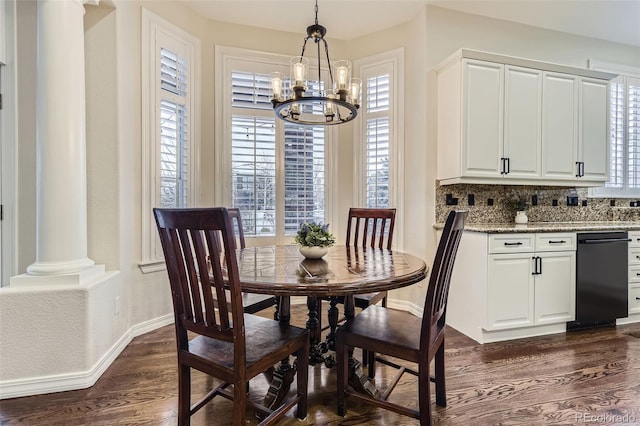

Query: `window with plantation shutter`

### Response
(231, 115, 276, 236)
(628, 77, 640, 190)
(366, 117, 390, 208)
(283, 124, 325, 234)
(364, 73, 391, 209)
(589, 62, 640, 198)
(141, 9, 200, 269)
(160, 99, 188, 208)
(354, 50, 403, 246)
(220, 49, 331, 243)
(159, 48, 189, 208)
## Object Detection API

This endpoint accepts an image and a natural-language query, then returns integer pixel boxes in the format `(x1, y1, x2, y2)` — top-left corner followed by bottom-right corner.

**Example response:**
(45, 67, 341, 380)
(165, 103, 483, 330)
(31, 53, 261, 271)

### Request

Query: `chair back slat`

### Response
(154, 208, 243, 345)
(227, 208, 247, 249)
(421, 210, 467, 351)
(346, 208, 396, 250)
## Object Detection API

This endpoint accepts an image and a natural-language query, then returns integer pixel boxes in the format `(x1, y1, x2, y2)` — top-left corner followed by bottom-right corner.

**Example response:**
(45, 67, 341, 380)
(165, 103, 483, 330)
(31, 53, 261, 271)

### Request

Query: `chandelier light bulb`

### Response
(270, 72, 283, 101)
(349, 78, 362, 106)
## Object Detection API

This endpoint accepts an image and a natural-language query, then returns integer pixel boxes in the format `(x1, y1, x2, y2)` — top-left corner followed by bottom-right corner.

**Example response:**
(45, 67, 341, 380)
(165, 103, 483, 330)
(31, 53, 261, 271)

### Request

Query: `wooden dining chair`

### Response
(347, 207, 396, 309)
(323, 208, 396, 372)
(227, 208, 279, 316)
(154, 207, 309, 426)
(336, 210, 467, 425)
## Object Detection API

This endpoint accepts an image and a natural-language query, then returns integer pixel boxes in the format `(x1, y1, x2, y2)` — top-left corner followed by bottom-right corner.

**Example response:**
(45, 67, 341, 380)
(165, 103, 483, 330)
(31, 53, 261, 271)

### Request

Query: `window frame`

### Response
(215, 46, 338, 246)
(588, 60, 640, 198)
(141, 9, 201, 271)
(0, 0, 17, 286)
(353, 48, 404, 247)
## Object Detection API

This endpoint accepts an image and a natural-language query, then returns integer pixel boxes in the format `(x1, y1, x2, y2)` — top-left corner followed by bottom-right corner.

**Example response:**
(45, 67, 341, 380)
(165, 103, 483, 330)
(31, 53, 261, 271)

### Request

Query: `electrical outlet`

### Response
(114, 296, 121, 315)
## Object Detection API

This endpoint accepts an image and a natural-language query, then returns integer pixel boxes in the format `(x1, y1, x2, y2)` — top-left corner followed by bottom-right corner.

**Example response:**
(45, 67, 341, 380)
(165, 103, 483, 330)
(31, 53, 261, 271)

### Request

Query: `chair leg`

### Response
(434, 342, 447, 407)
(233, 380, 247, 426)
(295, 350, 309, 420)
(336, 334, 348, 417)
(178, 363, 191, 426)
(367, 351, 376, 379)
(381, 295, 387, 308)
(418, 362, 432, 426)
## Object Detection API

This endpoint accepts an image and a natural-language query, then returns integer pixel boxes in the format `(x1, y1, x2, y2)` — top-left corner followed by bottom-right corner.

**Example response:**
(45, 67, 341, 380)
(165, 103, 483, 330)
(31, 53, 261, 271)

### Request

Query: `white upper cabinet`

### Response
(436, 49, 616, 186)
(504, 65, 542, 179)
(461, 59, 504, 177)
(579, 78, 609, 181)
(542, 72, 579, 180)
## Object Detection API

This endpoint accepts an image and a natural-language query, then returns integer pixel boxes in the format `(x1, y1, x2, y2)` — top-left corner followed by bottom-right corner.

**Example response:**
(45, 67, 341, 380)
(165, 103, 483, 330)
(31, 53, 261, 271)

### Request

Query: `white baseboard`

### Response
(387, 297, 423, 318)
(0, 314, 174, 399)
(1, 299, 422, 400)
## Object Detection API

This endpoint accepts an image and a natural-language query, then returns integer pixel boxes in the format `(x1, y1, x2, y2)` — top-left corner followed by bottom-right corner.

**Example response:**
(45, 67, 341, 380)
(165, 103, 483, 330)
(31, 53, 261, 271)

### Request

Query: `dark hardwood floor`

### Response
(1, 305, 640, 425)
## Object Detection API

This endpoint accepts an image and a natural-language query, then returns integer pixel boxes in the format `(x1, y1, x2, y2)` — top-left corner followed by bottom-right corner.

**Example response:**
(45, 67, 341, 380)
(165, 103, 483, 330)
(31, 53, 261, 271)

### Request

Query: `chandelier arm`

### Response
(321, 38, 334, 88)
(316, 39, 322, 91)
(299, 35, 312, 60)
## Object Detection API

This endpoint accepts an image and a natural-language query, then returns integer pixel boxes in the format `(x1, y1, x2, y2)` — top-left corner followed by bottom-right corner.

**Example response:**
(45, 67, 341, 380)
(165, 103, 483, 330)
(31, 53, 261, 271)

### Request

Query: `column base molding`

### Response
(11, 264, 104, 286)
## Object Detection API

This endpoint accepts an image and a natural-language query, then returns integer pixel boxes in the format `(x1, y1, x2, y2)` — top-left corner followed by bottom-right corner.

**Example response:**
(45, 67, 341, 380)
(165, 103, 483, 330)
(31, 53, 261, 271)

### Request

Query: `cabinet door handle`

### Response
(531, 256, 542, 275)
(500, 158, 506, 174)
(636, 255, 640, 260)
(537, 257, 542, 275)
(637, 297, 640, 301)
(504, 242, 523, 246)
(549, 240, 566, 244)
(576, 162, 581, 178)
(506, 157, 510, 174)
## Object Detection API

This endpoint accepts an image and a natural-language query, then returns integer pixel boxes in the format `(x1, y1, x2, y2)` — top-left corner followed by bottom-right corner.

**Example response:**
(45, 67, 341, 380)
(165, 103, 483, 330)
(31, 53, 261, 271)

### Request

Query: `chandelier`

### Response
(270, 0, 361, 126)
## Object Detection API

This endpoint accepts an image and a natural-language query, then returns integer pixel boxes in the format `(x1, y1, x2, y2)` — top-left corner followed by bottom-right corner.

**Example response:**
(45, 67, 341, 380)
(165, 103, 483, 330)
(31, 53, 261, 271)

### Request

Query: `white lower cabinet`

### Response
(484, 241, 575, 331)
(446, 231, 577, 343)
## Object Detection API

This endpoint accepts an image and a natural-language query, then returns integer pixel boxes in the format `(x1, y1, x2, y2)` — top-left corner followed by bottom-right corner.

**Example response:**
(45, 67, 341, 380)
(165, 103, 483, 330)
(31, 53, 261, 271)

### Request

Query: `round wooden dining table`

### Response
(236, 244, 428, 409)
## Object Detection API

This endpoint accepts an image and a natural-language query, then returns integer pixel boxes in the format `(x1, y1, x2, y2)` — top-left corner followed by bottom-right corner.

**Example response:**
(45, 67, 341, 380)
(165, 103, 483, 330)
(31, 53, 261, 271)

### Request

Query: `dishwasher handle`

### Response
(579, 238, 631, 244)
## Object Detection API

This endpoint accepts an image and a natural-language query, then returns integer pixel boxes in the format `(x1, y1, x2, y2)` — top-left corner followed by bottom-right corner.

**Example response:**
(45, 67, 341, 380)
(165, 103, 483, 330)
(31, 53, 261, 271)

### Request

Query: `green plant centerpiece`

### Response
(505, 195, 529, 212)
(295, 222, 336, 259)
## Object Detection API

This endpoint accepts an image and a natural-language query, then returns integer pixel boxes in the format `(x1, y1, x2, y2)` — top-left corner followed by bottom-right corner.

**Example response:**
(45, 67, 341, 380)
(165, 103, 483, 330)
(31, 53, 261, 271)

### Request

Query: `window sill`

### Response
(139, 260, 166, 274)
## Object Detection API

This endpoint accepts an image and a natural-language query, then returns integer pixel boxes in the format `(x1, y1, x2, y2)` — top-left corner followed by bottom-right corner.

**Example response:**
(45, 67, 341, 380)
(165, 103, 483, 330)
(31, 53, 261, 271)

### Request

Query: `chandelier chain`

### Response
(314, 0, 318, 25)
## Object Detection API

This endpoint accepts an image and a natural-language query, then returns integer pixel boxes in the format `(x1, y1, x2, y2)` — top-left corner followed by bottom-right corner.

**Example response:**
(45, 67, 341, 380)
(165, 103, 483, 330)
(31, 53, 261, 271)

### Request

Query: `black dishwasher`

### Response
(567, 231, 629, 330)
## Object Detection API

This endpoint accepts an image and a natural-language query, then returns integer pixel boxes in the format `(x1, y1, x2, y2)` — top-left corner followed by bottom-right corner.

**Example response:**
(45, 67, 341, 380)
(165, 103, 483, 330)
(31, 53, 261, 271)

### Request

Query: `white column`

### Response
(26, 0, 97, 276)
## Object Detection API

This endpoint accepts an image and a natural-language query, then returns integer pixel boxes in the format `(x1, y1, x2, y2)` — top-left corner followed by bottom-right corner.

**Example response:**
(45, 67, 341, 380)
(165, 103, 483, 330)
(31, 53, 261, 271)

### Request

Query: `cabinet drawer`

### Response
(535, 233, 576, 252)
(630, 265, 640, 283)
(489, 234, 535, 254)
(630, 231, 640, 248)
(630, 246, 640, 266)
(630, 284, 640, 314)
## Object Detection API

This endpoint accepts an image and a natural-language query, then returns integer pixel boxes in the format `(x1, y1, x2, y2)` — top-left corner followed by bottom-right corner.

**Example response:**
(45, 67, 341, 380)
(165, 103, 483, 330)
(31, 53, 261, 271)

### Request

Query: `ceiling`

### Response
(175, 0, 640, 47)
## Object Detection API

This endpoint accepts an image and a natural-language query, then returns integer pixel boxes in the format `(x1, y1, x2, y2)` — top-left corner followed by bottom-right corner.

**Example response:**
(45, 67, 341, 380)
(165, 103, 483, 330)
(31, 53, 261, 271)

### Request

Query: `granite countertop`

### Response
(433, 221, 640, 233)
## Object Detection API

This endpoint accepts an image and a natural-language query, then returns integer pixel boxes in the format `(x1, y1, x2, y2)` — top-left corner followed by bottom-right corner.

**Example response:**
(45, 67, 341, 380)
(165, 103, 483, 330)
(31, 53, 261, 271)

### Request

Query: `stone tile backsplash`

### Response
(435, 184, 640, 224)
